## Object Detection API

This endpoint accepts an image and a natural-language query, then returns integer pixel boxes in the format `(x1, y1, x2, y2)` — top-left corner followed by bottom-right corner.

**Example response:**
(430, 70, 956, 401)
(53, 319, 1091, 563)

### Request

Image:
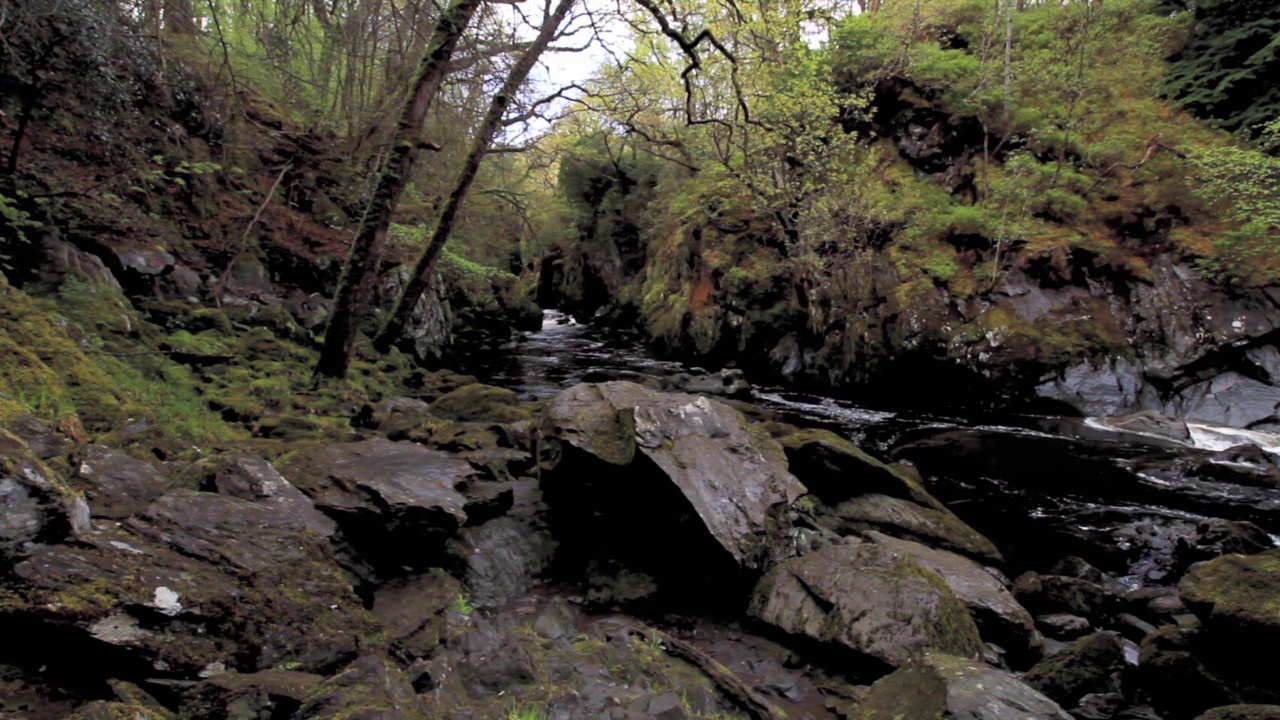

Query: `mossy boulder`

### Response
(815, 493, 1003, 565)
(773, 426, 945, 509)
(1022, 631, 1125, 706)
(866, 532, 1039, 665)
(1179, 549, 1280, 643)
(852, 652, 1072, 720)
(749, 542, 983, 672)
(1136, 626, 1239, 719)
(428, 383, 532, 424)
(9, 489, 376, 677)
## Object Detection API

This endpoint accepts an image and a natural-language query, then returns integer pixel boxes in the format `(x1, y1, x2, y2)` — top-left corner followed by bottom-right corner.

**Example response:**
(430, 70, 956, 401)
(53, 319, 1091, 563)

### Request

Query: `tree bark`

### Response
(372, 0, 576, 353)
(313, 0, 484, 379)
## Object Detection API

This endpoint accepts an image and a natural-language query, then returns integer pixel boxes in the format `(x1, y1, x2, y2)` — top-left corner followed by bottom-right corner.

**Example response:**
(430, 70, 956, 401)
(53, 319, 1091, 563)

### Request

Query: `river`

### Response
(479, 310, 1280, 586)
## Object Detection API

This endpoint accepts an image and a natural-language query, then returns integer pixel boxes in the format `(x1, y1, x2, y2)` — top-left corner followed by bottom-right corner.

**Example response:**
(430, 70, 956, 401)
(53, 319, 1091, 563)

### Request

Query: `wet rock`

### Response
(1, 430, 84, 563)
(815, 493, 1003, 565)
(1013, 572, 1119, 622)
(866, 532, 1039, 664)
(1115, 613, 1158, 643)
(1174, 520, 1275, 573)
(1195, 707, 1280, 720)
(543, 382, 804, 594)
(773, 427, 947, 509)
(371, 572, 464, 660)
(1023, 631, 1125, 707)
(276, 439, 474, 571)
(1174, 373, 1280, 428)
(851, 651, 1073, 720)
(451, 515, 554, 609)
(1075, 693, 1127, 720)
(189, 451, 337, 539)
(1097, 412, 1191, 443)
(1136, 626, 1238, 719)
(1052, 556, 1107, 583)
(179, 669, 322, 720)
(72, 445, 169, 520)
(1037, 613, 1092, 640)
(656, 369, 750, 398)
(293, 655, 427, 720)
(749, 541, 982, 671)
(11, 489, 375, 676)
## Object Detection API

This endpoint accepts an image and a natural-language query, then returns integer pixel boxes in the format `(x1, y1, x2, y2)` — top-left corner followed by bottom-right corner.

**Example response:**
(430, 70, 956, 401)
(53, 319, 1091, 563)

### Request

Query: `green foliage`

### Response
(1160, 0, 1280, 138)
(453, 592, 475, 616)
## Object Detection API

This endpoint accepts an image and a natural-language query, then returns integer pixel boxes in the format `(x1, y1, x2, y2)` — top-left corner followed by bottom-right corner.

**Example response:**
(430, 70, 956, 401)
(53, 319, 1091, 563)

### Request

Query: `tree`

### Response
(313, 0, 485, 379)
(373, 0, 581, 352)
(1160, 0, 1280, 139)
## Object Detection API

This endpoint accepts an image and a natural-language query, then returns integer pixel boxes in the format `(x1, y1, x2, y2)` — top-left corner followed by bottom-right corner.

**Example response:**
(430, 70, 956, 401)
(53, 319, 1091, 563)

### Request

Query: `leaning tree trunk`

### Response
(372, 0, 577, 352)
(313, 0, 484, 379)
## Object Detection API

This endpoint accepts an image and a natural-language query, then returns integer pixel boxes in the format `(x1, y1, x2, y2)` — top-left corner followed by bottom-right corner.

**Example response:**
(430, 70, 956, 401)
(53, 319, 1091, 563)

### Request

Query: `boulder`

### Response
(816, 493, 1002, 565)
(72, 445, 170, 520)
(1179, 549, 1280, 641)
(852, 651, 1073, 720)
(1, 429, 85, 563)
(179, 669, 322, 720)
(428, 384, 532, 424)
(11, 489, 376, 676)
(543, 382, 804, 578)
(775, 428, 947, 509)
(1013, 572, 1119, 622)
(865, 532, 1039, 664)
(188, 451, 337, 539)
(450, 515, 555, 609)
(1136, 626, 1238, 719)
(370, 572, 464, 660)
(293, 655, 427, 720)
(1023, 631, 1126, 707)
(1174, 520, 1275, 573)
(1037, 613, 1092, 640)
(276, 439, 475, 570)
(749, 542, 982, 671)
(1178, 549, 1280, 701)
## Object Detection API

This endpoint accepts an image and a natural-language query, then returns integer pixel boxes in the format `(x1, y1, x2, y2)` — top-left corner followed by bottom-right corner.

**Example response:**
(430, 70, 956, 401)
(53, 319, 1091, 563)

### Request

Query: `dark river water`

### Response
(479, 311, 1280, 585)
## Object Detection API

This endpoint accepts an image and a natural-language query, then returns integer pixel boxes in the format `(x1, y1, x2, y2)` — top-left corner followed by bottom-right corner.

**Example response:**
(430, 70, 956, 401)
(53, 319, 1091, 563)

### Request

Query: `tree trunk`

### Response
(372, 0, 576, 353)
(313, 0, 484, 379)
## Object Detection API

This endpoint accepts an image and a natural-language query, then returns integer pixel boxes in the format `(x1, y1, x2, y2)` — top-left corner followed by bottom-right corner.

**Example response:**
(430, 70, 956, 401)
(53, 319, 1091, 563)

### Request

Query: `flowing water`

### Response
(481, 310, 1280, 584)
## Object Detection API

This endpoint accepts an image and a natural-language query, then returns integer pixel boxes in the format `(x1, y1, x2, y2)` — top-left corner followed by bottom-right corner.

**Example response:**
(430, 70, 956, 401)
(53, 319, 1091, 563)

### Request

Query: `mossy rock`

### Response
(64, 701, 171, 720)
(772, 424, 946, 510)
(428, 384, 531, 424)
(254, 416, 323, 441)
(1023, 631, 1125, 706)
(1179, 549, 1280, 640)
(749, 542, 984, 671)
(853, 652, 1072, 720)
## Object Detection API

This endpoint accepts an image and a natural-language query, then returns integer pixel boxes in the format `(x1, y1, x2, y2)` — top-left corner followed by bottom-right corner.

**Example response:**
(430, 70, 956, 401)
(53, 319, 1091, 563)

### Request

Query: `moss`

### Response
(429, 384, 531, 424)
(1179, 549, 1280, 631)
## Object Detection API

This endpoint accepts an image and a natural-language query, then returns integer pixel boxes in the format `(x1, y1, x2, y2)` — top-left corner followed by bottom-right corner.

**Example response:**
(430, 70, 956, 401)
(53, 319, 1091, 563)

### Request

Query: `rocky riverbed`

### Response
(4, 325, 1280, 720)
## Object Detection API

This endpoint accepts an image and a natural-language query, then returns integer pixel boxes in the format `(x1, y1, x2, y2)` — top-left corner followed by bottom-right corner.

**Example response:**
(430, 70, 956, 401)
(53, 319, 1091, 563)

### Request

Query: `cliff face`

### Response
(541, 81, 1280, 427)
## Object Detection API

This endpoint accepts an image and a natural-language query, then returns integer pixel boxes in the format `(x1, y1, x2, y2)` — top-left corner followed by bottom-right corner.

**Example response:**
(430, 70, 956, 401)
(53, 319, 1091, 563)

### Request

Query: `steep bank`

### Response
(539, 1, 1280, 427)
